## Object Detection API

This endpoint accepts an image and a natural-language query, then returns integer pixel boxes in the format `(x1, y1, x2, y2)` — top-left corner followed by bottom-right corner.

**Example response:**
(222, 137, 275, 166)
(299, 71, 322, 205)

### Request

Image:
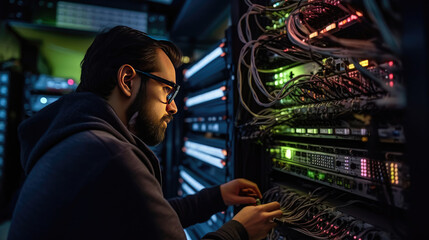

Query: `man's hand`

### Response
(220, 178, 262, 206)
(233, 202, 283, 240)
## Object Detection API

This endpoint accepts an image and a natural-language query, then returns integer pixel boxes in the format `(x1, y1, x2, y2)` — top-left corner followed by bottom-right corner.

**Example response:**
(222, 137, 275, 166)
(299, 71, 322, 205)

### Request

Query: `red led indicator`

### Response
(389, 81, 394, 87)
(389, 73, 394, 80)
(67, 79, 74, 85)
(388, 61, 394, 67)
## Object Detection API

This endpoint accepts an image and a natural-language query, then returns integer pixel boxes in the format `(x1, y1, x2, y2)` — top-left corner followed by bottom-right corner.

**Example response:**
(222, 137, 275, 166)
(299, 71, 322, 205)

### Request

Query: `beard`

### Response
(126, 86, 172, 146)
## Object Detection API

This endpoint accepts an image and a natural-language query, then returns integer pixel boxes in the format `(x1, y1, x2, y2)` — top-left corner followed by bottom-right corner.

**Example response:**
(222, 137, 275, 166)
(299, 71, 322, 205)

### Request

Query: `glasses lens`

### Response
(167, 87, 179, 104)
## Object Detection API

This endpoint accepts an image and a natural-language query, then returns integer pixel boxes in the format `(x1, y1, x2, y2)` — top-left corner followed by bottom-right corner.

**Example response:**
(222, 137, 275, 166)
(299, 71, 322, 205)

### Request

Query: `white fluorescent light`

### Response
(185, 88, 224, 107)
(211, 214, 218, 223)
(185, 47, 223, 79)
(184, 230, 192, 240)
(181, 183, 196, 195)
(185, 140, 226, 159)
(185, 149, 224, 169)
(180, 170, 205, 191)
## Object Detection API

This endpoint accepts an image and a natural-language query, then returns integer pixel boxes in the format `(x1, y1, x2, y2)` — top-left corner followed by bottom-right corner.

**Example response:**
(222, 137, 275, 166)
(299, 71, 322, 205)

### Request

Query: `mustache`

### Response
(161, 114, 173, 123)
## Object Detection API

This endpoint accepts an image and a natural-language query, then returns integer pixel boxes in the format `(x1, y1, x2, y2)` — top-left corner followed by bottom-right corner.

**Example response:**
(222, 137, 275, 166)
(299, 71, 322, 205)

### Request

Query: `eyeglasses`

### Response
(135, 69, 180, 104)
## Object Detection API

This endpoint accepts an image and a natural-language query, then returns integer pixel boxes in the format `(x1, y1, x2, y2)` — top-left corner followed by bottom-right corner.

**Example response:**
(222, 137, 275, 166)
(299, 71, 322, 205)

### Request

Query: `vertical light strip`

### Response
(361, 158, 367, 177)
(184, 47, 223, 79)
(394, 163, 399, 185)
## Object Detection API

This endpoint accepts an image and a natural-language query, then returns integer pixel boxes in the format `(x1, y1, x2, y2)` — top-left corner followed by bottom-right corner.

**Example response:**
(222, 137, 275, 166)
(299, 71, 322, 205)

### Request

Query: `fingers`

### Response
(237, 179, 262, 198)
(239, 188, 259, 198)
(232, 196, 257, 205)
(265, 209, 283, 219)
(259, 201, 281, 212)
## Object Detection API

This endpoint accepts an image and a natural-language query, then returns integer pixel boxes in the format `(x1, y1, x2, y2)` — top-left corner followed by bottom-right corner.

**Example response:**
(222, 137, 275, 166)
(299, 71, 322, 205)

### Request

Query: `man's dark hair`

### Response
(77, 25, 182, 98)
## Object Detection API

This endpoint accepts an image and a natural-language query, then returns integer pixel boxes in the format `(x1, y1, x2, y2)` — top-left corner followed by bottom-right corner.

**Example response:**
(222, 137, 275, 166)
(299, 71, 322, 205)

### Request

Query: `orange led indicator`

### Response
(339, 19, 348, 27)
(222, 149, 228, 156)
(309, 31, 318, 38)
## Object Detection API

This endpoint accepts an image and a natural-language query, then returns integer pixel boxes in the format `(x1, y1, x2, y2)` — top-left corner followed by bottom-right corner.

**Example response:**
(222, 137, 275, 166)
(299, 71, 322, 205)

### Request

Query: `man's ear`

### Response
(117, 64, 137, 97)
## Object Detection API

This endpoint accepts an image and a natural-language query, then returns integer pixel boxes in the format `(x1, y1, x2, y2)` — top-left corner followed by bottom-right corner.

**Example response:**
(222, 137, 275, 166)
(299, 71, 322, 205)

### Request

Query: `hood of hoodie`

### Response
(18, 92, 137, 175)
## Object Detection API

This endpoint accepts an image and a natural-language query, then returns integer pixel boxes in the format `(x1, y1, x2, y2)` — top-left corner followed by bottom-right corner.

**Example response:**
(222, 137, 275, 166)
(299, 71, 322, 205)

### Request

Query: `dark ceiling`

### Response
(169, 0, 231, 44)
(140, 0, 232, 57)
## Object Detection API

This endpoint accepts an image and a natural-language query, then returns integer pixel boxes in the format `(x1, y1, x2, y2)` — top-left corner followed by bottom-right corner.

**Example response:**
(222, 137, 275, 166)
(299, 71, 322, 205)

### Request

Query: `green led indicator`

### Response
(285, 149, 292, 159)
(296, 128, 305, 133)
(320, 128, 333, 134)
(274, 74, 279, 79)
(307, 128, 318, 134)
(317, 173, 326, 181)
(307, 170, 315, 179)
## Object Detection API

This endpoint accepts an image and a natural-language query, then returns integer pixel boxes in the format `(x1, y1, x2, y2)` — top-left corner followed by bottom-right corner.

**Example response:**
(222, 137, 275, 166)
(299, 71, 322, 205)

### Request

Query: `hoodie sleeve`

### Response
(201, 220, 249, 240)
(168, 185, 227, 228)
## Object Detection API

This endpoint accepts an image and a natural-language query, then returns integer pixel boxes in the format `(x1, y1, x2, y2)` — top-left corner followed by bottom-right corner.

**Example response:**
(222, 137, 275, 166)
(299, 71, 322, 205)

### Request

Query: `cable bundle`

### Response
(262, 185, 390, 240)
(236, 0, 405, 133)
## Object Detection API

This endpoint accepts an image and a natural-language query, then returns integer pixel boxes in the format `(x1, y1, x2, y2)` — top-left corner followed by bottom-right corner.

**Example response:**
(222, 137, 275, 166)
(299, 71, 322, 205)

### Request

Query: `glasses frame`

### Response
(135, 69, 180, 104)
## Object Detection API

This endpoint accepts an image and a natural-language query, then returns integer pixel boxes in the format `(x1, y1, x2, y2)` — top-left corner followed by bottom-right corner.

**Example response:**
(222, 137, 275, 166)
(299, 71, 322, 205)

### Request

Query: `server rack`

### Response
(23, 73, 77, 117)
(233, 1, 411, 239)
(178, 32, 236, 239)
(0, 68, 24, 222)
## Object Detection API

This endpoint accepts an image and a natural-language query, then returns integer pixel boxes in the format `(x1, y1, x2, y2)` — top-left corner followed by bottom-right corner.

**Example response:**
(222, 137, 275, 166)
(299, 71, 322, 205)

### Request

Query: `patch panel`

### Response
(268, 141, 407, 187)
(271, 160, 406, 209)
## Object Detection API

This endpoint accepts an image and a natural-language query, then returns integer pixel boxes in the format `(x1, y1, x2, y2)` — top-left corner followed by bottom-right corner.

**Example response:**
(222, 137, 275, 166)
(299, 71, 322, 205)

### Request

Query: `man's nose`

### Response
(166, 99, 178, 115)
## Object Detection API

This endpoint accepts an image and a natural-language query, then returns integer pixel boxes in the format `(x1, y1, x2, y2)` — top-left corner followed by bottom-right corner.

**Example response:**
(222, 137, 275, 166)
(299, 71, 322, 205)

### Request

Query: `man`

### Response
(8, 26, 282, 240)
